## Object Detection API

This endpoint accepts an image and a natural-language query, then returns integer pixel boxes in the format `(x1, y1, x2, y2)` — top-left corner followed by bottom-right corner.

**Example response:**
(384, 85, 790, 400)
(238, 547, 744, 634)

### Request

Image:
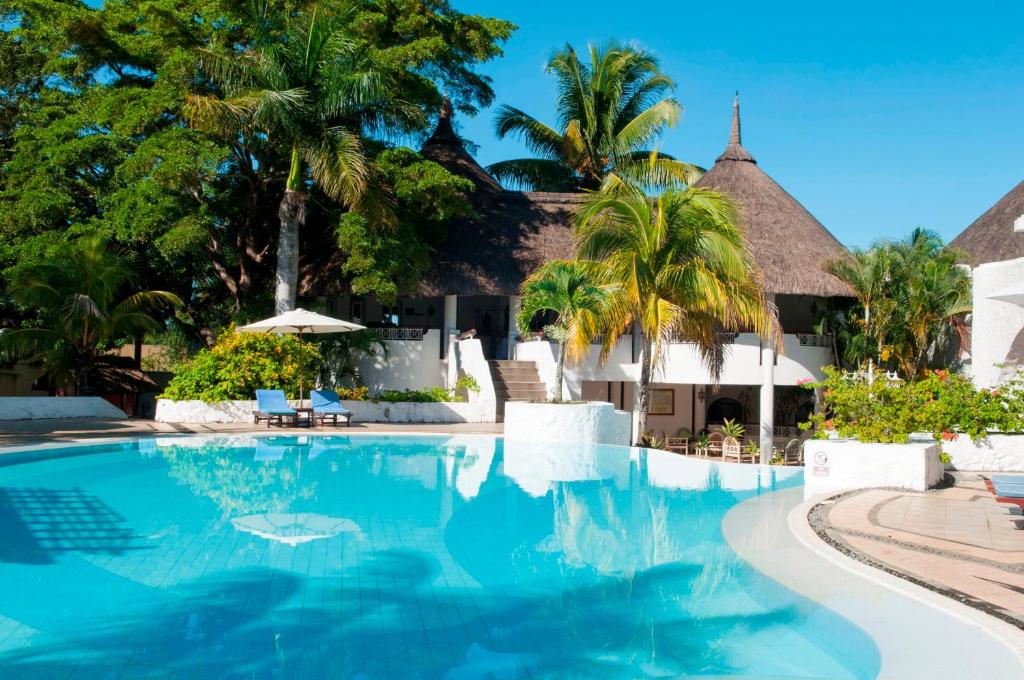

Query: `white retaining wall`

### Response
(155, 398, 494, 424)
(802, 439, 945, 499)
(943, 434, 1024, 472)
(0, 396, 127, 421)
(504, 401, 631, 446)
(354, 329, 445, 392)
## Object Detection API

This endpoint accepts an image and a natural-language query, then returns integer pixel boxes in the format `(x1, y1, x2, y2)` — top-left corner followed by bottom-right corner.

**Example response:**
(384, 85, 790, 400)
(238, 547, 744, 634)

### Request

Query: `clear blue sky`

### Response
(452, 0, 1024, 248)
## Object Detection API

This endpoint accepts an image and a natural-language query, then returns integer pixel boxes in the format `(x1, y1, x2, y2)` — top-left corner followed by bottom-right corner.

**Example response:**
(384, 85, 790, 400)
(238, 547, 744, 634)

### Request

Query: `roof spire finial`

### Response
(730, 90, 741, 146)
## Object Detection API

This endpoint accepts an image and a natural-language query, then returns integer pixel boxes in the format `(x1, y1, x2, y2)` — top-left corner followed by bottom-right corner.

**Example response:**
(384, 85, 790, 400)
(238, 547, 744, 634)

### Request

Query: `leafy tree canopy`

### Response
(0, 0, 513, 339)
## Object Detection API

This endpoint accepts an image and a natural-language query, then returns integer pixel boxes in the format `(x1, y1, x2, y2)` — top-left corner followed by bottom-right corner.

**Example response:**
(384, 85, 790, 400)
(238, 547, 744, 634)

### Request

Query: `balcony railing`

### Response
(797, 333, 833, 347)
(374, 327, 424, 341)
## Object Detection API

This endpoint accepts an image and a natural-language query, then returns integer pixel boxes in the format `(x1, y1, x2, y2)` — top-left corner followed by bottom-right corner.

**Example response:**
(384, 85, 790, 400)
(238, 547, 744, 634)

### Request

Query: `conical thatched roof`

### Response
(949, 181, 1024, 266)
(416, 101, 578, 296)
(694, 95, 851, 298)
(420, 98, 504, 193)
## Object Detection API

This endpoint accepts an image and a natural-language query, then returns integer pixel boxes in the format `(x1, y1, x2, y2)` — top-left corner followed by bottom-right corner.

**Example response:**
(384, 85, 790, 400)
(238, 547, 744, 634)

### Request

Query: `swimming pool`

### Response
(0, 434, 881, 678)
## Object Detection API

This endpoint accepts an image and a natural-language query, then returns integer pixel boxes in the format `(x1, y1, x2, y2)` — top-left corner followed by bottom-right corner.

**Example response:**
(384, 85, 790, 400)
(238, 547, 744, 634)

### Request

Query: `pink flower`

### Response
(796, 378, 813, 386)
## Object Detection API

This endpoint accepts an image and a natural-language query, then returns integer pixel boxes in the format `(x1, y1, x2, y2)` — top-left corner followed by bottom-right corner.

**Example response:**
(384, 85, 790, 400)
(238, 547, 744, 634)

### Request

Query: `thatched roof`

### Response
(420, 99, 504, 193)
(949, 180, 1024, 266)
(417, 102, 578, 296)
(694, 95, 851, 298)
(416, 191, 579, 297)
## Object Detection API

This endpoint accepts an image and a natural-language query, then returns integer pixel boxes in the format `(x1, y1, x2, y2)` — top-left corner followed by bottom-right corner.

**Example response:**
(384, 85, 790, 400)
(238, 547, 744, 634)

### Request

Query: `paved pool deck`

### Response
(0, 417, 503, 447)
(814, 473, 1024, 628)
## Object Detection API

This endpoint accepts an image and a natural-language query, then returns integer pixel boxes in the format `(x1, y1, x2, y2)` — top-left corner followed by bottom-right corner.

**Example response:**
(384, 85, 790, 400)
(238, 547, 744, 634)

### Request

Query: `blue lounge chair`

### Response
(253, 390, 297, 427)
(311, 390, 353, 427)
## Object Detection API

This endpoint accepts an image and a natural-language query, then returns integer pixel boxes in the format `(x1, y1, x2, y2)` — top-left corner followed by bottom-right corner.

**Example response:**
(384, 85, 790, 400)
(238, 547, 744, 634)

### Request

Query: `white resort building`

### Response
(334, 97, 853, 448)
(950, 180, 1024, 388)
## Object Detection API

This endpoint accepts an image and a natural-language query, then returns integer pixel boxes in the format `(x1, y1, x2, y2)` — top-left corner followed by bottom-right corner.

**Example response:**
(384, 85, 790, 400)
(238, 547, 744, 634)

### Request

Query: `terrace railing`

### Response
(797, 333, 833, 347)
(374, 327, 425, 342)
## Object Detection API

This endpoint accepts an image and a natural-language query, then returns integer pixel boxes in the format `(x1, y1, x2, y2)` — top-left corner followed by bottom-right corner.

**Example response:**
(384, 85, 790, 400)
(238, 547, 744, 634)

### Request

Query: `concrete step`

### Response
(495, 389, 548, 400)
(488, 360, 537, 369)
(489, 368, 540, 378)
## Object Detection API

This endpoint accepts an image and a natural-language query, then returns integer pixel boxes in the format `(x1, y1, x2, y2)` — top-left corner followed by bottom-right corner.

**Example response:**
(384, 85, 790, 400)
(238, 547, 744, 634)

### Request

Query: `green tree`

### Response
(1, 0, 513, 334)
(185, 3, 404, 314)
(826, 228, 970, 378)
(487, 42, 702, 192)
(516, 260, 616, 401)
(0, 237, 180, 393)
(576, 184, 777, 443)
(825, 246, 892, 371)
(334, 148, 475, 302)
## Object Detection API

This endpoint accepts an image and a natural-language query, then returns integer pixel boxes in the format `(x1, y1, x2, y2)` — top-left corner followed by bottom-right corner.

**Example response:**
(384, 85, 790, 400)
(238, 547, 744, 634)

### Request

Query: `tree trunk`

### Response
(554, 341, 566, 402)
(275, 147, 306, 314)
(635, 334, 653, 445)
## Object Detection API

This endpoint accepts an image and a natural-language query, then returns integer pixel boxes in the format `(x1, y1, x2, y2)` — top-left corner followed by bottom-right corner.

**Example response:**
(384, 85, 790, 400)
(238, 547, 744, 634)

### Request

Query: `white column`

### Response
(507, 294, 522, 360)
(760, 295, 776, 463)
(442, 294, 458, 360)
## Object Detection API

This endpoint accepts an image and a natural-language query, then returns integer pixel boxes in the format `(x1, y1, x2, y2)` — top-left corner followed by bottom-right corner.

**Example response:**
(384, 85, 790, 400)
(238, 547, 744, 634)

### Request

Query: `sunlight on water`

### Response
(0, 435, 880, 678)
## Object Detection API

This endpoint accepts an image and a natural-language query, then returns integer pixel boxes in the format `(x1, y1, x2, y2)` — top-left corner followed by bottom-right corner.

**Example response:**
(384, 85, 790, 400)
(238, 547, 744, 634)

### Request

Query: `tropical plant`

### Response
(316, 329, 387, 388)
(161, 330, 320, 401)
(185, 3, 409, 314)
(576, 183, 778, 444)
(516, 260, 616, 401)
(487, 41, 702, 192)
(0, 237, 180, 394)
(721, 418, 745, 440)
(825, 228, 970, 378)
(801, 366, 1024, 443)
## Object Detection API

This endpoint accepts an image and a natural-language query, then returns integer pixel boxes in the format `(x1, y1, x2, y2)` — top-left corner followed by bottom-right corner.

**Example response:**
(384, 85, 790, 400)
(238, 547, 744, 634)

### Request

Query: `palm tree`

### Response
(185, 4, 409, 313)
(825, 247, 893, 375)
(888, 229, 971, 377)
(516, 260, 616, 401)
(0, 237, 181, 394)
(576, 184, 778, 443)
(487, 42, 702, 192)
(826, 229, 971, 378)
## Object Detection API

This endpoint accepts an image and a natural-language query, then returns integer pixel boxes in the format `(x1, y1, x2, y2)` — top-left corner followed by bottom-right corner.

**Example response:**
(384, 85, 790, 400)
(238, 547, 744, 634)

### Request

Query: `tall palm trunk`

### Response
(554, 340, 566, 402)
(275, 147, 305, 314)
(635, 334, 653, 445)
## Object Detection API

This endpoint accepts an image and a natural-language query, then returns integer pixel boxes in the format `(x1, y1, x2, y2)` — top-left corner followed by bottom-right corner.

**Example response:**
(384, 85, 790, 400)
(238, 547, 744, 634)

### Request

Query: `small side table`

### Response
(294, 407, 313, 428)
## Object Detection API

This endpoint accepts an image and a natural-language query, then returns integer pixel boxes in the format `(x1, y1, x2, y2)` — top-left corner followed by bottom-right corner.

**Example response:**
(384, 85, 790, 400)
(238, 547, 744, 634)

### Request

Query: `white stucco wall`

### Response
(355, 329, 445, 392)
(0, 396, 127, 421)
(504, 401, 631, 446)
(155, 398, 494, 424)
(802, 439, 945, 499)
(943, 434, 1024, 472)
(970, 257, 1024, 388)
(517, 333, 832, 398)
(512, 340, 572, 400)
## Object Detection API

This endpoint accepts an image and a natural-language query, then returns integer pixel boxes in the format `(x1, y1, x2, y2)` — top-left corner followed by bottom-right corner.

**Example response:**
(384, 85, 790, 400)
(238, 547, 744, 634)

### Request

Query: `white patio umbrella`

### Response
(238, 308, 365, 399)
(987, 283, 1024, 306)
(238, 308, 365, 334)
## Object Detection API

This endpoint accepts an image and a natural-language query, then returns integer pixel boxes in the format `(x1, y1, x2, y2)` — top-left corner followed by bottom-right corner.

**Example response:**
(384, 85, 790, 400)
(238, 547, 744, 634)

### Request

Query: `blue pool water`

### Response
(0, 435, 880, 678)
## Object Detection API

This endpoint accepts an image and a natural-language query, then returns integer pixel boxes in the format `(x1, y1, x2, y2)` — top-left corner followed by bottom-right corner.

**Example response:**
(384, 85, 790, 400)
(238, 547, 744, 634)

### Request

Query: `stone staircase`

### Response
(488, 360, 548, 421)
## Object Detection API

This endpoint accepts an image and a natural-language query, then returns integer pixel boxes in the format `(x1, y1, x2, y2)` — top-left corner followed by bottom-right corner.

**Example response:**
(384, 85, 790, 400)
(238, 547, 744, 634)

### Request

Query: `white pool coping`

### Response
(723, 487, 1024, 678)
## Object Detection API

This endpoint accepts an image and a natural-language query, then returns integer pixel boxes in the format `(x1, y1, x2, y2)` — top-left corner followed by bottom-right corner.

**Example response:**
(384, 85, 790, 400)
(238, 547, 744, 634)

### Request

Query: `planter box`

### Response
(0, 396, 127, 421)
(504, 401, 631, 446)
(155, 398, 495, 424)
(942, 434, 1024, 472)
(803, 439, 945, 500)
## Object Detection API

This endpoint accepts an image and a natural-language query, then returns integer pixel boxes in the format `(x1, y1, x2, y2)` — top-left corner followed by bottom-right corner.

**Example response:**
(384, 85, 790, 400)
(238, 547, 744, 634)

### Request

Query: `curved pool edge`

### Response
(723, 487, 1024, 678)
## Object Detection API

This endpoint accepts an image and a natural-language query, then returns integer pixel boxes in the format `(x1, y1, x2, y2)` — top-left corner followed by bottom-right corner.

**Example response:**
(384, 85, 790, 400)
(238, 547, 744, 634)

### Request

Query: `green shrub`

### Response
(161, 330, 320, 401)
(454, 372, 480, 394)
(334, 386, 369, 401)
(801, 366, 1024, 443)
(374, 387, 460, 403)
